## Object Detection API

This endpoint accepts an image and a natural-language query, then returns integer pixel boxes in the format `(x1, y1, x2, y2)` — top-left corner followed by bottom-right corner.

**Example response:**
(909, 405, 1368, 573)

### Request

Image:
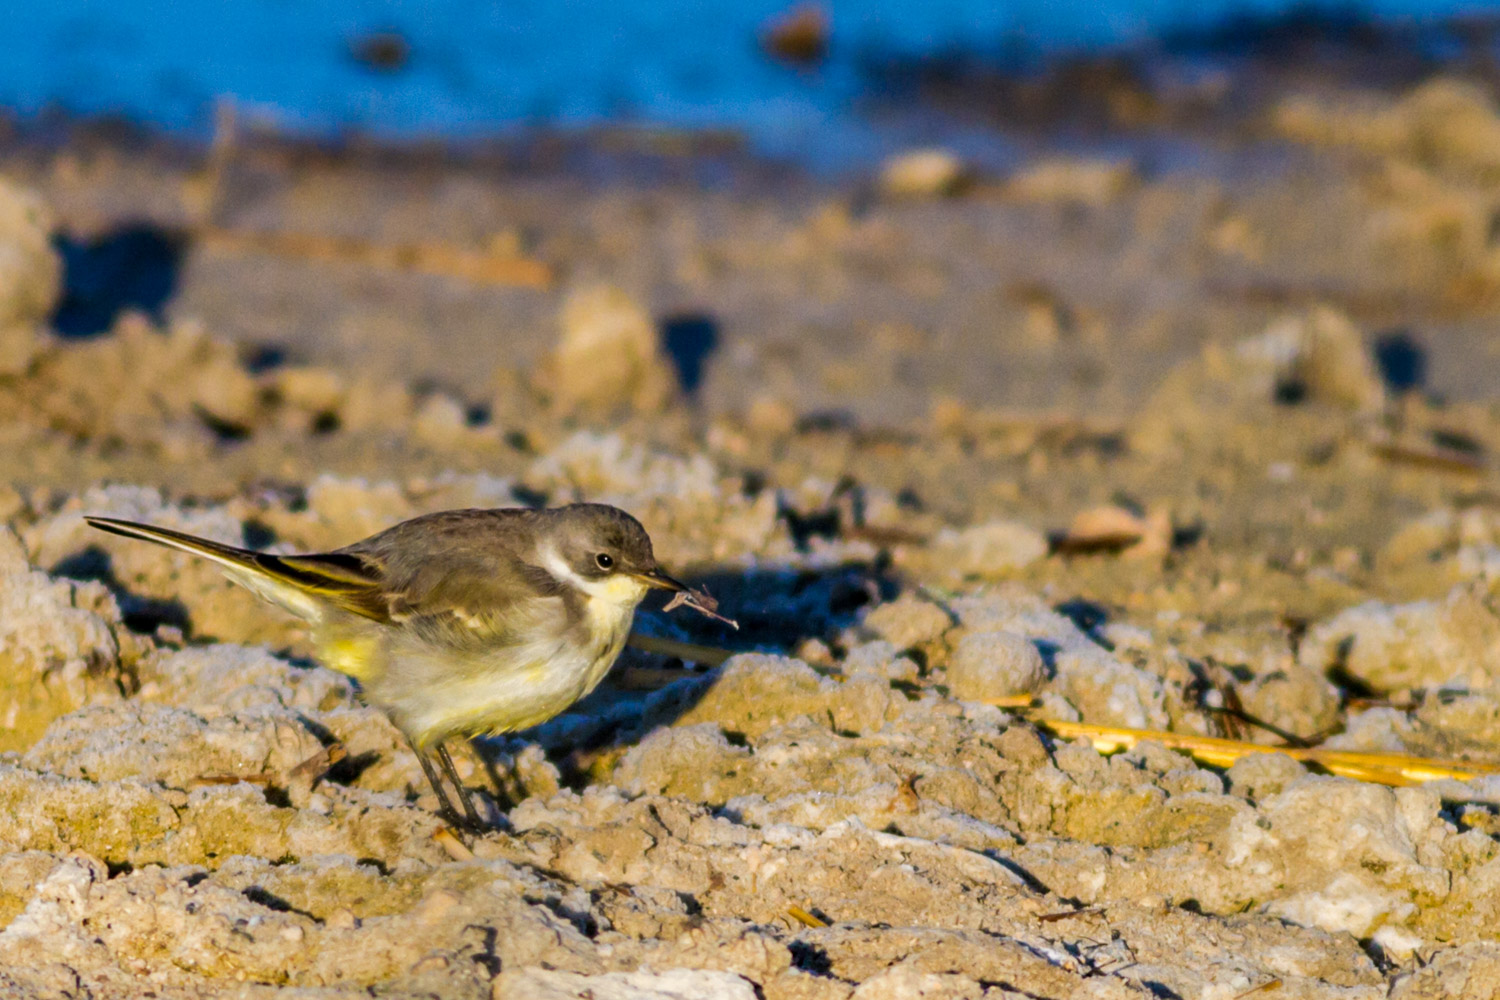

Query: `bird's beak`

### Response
(635, 567, 687, 592)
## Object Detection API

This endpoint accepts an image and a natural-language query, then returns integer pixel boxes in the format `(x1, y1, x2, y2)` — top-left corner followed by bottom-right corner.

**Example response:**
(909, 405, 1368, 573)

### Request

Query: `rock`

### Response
(938, 590, 1167, 727)
(1225, 752, 1308, 802)
(760, 3, 828, 66)
(1415, 691, 1500, 755)
(1240, 663, 1342, 743)
(1005, 158, 1137, 206)
(1380, 509, 1458, 571)
(0, 854, 107, 970)
(494, 967, 758, 1000)
(829, 673, 899, 735)
(1390, 942, 1500, 999)
(412, 392, 470, 447)
(19, 316, 264, 445)
(1056, 505, 1172, 559)
(340, 376, 416, 432)
(1323, 706, 1416, 753)
(1300, 585, 1500, 691)
(878, 149, 969, 199)
(274, 366, 346, 412)
(842, 641, 919, 682)
(512, 743, 563, 800)
(22, 701, 324, 788)
(134, 643, 356, 715)
(1047, 641, 1169, 730)
(672, 654, 836, 739)
(1275, 78, 1500, 174)
(527, 430, 718, 501)
(302, 474, 416, 542)
(1265, 870, 1417, 941)
(0, 325, 44, 378)
(850, 965, 980, 1000)
(1292, 307, 1386, 413)
(859, 595, 952, 651)
(0, 178, 61, 331)
(613, 724, 751, 799)
(946, 587, 1073, 633)
(1220, 773, 1445, 944)
(926, 521, 1048, 581)
(541, 285, 678, 413)
(946, 630, 1046, 701)
(0, 528, 137, 751)
(745, 395, 797, 436)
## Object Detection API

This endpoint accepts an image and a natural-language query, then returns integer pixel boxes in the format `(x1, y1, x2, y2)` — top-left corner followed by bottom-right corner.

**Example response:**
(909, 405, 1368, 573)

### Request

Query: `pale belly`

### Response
(359, 601, 636, 748)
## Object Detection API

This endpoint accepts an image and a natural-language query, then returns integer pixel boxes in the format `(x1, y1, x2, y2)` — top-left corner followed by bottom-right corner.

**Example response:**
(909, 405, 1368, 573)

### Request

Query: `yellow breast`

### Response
(583, 573, 651, 624)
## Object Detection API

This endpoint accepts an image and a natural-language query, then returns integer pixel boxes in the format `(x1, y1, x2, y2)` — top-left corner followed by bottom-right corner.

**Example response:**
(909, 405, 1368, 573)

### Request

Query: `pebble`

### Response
(928, 520, 1048, 580)
(946, 630, 1047, 700)
(543, 284, 678, 413)
(0, 177, 61, 330)
(1006, 157, 1137, 205)
(878, 148, 968, 198)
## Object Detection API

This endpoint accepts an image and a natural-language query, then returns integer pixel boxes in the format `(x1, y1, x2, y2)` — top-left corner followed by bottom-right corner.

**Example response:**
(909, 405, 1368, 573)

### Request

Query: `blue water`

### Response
(4, 0, 1496, 160)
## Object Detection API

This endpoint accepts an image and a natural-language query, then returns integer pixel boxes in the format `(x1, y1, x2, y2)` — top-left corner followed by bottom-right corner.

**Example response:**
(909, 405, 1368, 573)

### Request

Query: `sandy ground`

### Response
(2, 63, 1500, 998)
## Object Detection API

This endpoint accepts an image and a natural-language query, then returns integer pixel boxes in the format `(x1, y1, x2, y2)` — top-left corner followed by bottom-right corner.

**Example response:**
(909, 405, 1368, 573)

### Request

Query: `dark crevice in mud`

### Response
(787, 940, 834, 975)
(194, 405, 253, 443)
(989, 855, 1051, 895)
(261, 784, 293, 809)
(241, 886, 322, 923)
(1054, 598, 1112, 641)
(355, 857, 392, 877)
(533, 894, 599, 938)
(323, 750, 384, 788)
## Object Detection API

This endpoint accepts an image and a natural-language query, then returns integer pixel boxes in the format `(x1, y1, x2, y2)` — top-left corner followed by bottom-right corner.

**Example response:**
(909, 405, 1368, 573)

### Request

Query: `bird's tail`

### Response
(85, 516, 266, 572)
(83, 516, 389, 624)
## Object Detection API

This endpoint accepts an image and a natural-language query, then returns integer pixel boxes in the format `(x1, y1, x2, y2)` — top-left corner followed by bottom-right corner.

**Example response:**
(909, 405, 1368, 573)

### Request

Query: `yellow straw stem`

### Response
(786, 906, 829, 928)
(1037, 719, 1500, 787)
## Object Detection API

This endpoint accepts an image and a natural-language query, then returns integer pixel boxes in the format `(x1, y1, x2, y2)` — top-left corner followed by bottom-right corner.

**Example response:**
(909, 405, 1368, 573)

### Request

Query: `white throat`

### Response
(539, 545, 649, 609)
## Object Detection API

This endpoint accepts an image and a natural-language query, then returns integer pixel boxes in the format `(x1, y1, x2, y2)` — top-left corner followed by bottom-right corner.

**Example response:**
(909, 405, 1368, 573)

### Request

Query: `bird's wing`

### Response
(85, 509, 575, 645)
(336, 508, 580, 649)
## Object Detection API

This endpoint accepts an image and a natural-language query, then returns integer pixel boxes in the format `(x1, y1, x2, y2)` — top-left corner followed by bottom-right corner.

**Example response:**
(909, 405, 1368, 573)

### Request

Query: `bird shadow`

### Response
(474, 558, 900, 800)
(50, 545, 193, 635)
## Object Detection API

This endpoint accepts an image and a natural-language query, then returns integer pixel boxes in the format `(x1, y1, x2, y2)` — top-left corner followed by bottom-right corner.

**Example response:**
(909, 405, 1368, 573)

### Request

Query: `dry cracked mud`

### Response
(4, 66, 1500, 998)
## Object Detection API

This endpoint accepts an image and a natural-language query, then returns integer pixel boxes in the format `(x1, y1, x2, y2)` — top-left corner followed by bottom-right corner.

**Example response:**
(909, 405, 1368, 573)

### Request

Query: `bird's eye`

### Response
(595, 553, 614, 570)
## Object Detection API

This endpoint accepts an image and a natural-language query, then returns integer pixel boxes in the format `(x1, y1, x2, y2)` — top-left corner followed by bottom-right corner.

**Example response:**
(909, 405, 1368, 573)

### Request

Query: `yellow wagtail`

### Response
(85, 503, 699, 829)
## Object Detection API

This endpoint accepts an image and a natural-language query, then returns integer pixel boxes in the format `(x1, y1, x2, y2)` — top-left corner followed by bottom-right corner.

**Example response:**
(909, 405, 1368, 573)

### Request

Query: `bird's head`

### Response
(540, 504, 685, 602)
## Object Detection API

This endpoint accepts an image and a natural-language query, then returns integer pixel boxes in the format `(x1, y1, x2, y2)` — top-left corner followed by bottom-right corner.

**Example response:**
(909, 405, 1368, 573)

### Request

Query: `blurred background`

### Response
(8, 0, 1500, 165)
(3, 0, 1500, 464)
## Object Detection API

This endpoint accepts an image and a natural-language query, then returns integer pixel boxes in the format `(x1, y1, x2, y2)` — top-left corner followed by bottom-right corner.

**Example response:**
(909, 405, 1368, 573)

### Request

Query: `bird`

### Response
(84, 503, 691, 829)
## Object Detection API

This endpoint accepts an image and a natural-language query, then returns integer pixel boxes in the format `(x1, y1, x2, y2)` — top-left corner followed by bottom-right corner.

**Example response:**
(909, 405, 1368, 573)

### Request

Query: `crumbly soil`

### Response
(3, 64, 1500, 999)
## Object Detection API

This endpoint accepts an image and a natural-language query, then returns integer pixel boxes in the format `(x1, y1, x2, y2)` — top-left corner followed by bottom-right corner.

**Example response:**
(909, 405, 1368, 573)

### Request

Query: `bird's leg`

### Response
(415, 748, 469, 830)
(435, 741, 484, 830)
